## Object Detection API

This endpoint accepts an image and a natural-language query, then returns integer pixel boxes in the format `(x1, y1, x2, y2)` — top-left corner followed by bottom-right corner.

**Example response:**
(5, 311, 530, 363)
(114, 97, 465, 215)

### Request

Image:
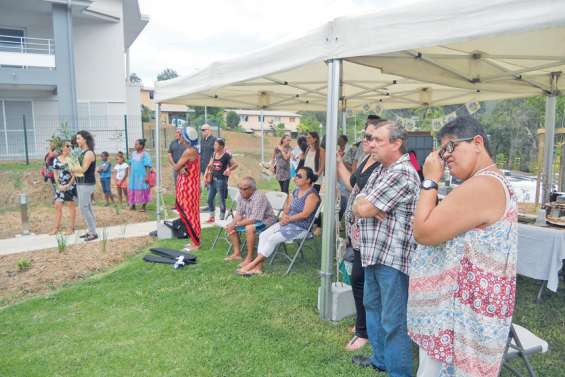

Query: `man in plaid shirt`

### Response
(224, 177, 276, 265)
(351, 121, 420, 376)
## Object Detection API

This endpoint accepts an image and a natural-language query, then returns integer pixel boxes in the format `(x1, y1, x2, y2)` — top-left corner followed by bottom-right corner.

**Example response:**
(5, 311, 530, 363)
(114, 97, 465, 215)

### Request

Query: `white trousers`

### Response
(417, 348, 442, 377)
(257, 223, 287, 258)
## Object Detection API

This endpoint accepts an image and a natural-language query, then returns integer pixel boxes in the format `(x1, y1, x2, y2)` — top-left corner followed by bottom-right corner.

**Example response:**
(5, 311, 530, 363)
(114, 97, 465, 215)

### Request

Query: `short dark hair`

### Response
(76, 130, 95, 151)
(437, 117, 491, 157)
(215, 138, 225, 148)
(136, 138, 146, 148)
(101, 151, 109, 157)
(365, 115, 386, 129)
(116, 151, 125, 159)
(298, 166, 318, 184)
(338, 135, 348, 143)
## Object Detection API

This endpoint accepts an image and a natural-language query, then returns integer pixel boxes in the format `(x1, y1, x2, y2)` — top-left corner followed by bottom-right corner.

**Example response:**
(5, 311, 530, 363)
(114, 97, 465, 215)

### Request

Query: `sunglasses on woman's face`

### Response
(295, 174, 304, 179)
(438, 137, 474, 160)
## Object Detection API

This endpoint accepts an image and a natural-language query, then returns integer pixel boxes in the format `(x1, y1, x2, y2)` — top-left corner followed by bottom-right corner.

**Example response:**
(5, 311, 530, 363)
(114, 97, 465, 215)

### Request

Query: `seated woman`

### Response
(238, 167, 320, 276)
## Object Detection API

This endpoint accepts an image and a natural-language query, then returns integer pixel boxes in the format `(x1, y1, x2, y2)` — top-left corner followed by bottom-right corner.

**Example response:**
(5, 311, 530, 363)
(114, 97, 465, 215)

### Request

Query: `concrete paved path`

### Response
(0, 212, 216, 256)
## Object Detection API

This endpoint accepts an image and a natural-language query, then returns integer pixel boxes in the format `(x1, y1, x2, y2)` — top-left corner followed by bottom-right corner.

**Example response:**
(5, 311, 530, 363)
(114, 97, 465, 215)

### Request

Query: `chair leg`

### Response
(535, 280, 546, 304)
(284, 239, 308, 276)
(210, 227, 223, 250)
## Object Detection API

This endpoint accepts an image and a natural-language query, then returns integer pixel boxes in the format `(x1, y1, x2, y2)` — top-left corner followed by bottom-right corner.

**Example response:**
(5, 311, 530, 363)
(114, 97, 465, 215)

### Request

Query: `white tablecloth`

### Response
(518, 223, 565, 292)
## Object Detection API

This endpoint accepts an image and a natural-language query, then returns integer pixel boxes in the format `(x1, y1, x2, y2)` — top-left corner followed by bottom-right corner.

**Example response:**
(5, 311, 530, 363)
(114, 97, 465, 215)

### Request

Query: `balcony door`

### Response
(0, 28, 25, 68)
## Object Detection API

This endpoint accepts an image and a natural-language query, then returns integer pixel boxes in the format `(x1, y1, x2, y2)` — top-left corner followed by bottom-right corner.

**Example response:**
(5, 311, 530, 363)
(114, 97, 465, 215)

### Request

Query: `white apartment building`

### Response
(0, 0, 148, 159)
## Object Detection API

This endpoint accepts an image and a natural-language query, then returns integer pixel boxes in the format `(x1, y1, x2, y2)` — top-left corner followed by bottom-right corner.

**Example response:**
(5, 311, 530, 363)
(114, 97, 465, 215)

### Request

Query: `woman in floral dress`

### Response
(409, 117, 517, 377)
(49, 141, 77, 235)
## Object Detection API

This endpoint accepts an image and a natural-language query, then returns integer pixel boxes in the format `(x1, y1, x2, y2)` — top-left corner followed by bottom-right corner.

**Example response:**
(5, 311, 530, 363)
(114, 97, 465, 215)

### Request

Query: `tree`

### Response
(128, 73, 142, 84)
(226, 111, 240, 129)
(157, 68, 179, 81)
(297, 113, 320, 133)
(275, 122, 286, 137)
(141, 105, 152, 123)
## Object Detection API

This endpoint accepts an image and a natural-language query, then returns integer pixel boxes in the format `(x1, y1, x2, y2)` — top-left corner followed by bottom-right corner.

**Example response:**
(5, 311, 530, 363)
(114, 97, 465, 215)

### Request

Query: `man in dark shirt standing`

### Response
(168, 127, 188, 195)
(199, 123, 216, 187)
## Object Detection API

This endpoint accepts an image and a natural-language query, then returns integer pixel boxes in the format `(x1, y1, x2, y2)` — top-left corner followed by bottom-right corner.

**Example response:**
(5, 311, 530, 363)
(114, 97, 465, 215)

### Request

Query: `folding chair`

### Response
(500, 324, 549, 377)
(210, 186, 239, 251)
(225, 190, 288, 256)
(269, 201, 322, 276)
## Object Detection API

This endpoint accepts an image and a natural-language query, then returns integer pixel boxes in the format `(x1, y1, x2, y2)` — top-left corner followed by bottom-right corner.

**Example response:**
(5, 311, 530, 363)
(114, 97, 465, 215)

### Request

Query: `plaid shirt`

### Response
(357, 154, 420, 273)
(237, 190, 277, 226)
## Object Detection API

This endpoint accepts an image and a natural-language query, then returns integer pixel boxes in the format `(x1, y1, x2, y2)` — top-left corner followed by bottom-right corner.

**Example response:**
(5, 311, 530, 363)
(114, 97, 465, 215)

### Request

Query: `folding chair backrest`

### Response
(228, 186, 240, 203)
(265, 191, 288, 216)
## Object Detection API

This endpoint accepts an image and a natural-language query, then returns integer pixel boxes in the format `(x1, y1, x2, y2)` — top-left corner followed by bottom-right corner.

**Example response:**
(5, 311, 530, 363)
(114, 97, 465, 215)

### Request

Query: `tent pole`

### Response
(320, 58, 341, 321)
(260, 109, 264, 163)
(542, 73, 559, 204)
(155, 103, 161, 224)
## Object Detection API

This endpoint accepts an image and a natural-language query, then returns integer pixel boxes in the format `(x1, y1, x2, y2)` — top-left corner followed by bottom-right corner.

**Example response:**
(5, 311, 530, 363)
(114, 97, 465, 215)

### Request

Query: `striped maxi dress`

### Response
(176, 154, 201, 247)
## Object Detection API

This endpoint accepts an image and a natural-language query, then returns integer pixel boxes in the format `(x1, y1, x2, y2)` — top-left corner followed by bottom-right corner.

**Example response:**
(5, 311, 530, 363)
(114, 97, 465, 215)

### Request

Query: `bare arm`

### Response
(175, 148, 197, 172)
(352, 194, 386, 219)
(287, 194, 319, 222)
(280, 147, 291, 161)
(336, 156, 353, 191)
(317, 148, 325, 177)
(80, 150, 95, 172)
(413, 152, 506, 245)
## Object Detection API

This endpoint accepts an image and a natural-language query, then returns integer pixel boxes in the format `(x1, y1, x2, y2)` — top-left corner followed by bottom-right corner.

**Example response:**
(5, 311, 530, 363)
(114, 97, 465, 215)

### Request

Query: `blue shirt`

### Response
(99, 161, 112, 179)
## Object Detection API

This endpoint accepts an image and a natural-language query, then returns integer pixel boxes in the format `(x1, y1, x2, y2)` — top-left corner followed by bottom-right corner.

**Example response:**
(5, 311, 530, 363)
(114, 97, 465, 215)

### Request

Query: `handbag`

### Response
(148, 169, 157, 187)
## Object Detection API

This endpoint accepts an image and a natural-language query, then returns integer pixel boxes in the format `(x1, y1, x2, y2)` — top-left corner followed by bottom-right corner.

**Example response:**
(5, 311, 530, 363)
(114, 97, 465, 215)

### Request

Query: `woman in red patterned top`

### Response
(175, 127, 201, 251)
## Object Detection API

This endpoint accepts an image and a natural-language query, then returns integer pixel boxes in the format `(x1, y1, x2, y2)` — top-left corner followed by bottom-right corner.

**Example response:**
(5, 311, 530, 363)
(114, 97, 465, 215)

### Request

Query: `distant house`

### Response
(140, 86, 192, 127)
(0, 0, 149, 159)
(227, 109, 301, 133)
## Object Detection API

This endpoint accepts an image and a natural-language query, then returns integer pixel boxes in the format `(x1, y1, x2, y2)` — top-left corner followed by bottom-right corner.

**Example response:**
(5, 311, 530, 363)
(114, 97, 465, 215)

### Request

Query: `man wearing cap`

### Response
(168, 127, 189, 195)
(200, 123, 216, 186)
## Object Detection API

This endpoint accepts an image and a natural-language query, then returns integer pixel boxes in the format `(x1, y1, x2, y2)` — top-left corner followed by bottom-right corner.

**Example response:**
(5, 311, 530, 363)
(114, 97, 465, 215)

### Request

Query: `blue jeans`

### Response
(207, 176, 228, 216)
(364, 263, 413, 377)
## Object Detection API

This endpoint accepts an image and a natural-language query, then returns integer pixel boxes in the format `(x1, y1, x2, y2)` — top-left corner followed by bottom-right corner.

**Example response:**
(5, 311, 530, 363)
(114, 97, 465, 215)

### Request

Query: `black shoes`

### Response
(84, 234, 98, 242)
(351, 355, 386, 372)
(79, 233, 89, 238)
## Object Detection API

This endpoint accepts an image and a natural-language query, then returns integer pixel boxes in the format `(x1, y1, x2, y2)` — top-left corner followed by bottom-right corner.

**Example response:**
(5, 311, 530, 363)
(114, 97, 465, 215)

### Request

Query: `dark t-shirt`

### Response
(168, 140, 188, 163)
(350, 156, 380, 191)
(211, 152, 232, 178)
(200, 135, 216, 172)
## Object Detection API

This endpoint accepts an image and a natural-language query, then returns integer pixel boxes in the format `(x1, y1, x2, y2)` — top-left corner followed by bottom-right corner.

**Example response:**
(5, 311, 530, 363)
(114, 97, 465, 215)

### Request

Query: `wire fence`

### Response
(0, 115, 143, 162)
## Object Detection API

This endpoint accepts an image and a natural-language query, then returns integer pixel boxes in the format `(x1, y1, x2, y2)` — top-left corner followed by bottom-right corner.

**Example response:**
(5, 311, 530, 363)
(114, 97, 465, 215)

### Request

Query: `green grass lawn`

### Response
(0, 229, 563, 376)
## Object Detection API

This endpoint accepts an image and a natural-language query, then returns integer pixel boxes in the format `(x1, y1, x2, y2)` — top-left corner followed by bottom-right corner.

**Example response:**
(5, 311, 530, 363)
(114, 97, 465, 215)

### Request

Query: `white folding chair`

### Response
(227, 190, 289, 256)
(500, 324, 549, 377)
(269, 201, 322, 275)
(210, 186, 239, 251)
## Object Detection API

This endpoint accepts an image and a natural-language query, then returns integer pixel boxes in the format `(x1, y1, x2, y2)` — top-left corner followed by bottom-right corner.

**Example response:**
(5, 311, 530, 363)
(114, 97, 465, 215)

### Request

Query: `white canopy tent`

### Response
(155, 0, 565, 320)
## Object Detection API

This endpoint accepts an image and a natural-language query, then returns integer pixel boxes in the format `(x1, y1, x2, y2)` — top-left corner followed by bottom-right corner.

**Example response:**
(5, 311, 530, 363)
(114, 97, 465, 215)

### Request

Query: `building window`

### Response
(289, 117, 295, 122)
(0, 28, 24, 53)
(149, 91, 154, 100)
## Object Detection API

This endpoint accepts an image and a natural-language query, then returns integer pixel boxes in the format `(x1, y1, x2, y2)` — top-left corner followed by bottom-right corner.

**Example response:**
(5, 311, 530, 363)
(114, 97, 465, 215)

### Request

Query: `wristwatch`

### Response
(421, 179, 439, 191)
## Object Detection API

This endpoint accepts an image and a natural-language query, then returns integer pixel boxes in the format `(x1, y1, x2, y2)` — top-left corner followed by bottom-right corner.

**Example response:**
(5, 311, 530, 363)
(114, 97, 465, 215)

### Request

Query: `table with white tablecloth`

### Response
(518, 223, 565, 299)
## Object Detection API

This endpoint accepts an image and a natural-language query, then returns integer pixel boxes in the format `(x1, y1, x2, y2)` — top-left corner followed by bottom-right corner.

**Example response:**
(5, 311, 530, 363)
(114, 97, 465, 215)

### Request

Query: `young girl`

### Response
(113, 151, 129, 206)
(97, 151, 114, 206)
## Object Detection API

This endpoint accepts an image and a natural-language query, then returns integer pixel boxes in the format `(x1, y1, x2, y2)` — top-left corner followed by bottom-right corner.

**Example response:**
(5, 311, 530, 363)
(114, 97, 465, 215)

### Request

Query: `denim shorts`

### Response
(100, 177, 112, 194)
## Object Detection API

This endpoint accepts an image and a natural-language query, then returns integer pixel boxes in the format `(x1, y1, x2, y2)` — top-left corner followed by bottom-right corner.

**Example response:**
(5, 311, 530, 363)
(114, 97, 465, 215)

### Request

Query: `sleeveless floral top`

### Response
(407, 171, 518, 377)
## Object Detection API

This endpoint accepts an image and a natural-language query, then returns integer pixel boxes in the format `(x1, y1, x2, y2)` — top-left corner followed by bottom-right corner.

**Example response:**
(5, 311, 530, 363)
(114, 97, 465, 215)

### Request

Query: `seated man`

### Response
(238, 167, 320, 276)
(224, 177, 277, 265)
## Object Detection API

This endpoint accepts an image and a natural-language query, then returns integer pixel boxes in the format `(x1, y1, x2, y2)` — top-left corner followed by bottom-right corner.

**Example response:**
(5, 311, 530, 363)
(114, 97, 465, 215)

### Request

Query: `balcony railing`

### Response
(0, 35, 55, 68)
(0, 35, 55, 55)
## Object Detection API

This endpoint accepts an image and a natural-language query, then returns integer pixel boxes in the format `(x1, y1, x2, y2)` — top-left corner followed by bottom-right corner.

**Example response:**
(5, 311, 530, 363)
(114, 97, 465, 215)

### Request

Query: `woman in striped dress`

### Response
(175, 127, 201, 251)
(409, 117, 517, 377)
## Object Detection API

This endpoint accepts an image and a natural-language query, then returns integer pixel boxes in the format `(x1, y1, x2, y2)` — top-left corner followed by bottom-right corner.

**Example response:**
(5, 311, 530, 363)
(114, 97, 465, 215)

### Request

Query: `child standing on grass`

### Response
(113, 151, 129, 206)
(97, 151, 114, 206)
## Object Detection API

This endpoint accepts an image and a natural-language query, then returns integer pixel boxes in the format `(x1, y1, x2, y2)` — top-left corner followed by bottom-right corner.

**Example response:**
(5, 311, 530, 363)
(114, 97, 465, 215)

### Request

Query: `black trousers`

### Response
(278, 179, 290, 194)
(351, 249, 367, 339)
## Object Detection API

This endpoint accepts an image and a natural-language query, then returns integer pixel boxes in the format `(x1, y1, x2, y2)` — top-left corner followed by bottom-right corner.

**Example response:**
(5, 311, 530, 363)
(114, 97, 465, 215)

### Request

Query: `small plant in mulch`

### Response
(114, 203, 122, 216)
(120, 222, 128, 237)
(16, 258, 32, 272)
(56, 233, 67, 253)
(100, 227, 109, 253)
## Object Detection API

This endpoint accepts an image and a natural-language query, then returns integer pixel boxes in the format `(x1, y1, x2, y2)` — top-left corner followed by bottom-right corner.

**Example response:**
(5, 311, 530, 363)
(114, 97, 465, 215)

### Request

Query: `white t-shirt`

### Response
(114, 162, 128, 181)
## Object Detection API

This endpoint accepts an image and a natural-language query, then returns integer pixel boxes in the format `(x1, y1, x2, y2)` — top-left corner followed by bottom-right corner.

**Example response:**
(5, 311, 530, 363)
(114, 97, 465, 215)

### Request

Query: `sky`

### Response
(130, 0, 421, 86)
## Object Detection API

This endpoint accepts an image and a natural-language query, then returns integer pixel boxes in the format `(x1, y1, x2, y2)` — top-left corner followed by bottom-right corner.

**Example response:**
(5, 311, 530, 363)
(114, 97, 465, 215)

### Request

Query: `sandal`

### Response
(84, 233, 98, 242)
(48, 228, 61, 235)
(64, 228, 75, 235)
(345, 335, 368, 351)
(206, 217, 215, 224)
